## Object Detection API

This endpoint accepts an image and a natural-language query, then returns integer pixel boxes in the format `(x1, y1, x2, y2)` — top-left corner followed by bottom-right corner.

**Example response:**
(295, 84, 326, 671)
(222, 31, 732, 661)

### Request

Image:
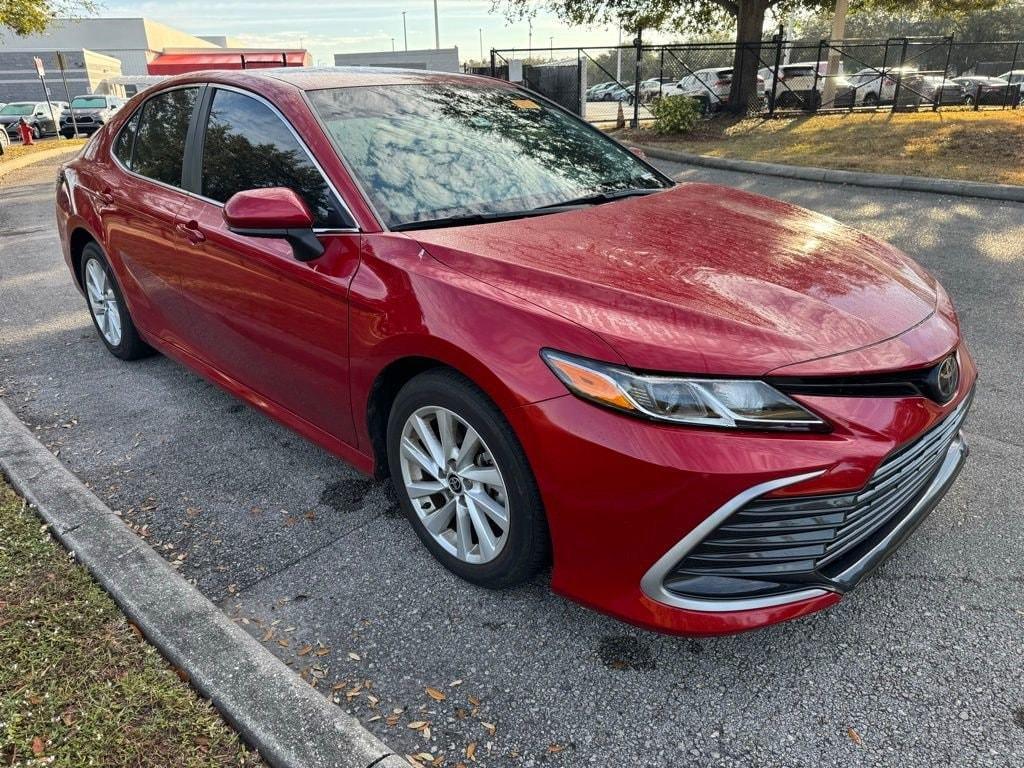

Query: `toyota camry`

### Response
(56, 68, 975, 635)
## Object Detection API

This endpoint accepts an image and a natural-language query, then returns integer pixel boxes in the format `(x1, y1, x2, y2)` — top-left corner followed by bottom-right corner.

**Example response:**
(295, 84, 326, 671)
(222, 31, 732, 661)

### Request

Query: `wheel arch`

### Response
(68, 226, 100, 289)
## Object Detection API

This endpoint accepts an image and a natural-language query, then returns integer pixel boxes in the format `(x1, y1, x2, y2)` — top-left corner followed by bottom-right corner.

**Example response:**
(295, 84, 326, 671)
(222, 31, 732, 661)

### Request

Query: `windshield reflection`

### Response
(309, 82, 670, 229)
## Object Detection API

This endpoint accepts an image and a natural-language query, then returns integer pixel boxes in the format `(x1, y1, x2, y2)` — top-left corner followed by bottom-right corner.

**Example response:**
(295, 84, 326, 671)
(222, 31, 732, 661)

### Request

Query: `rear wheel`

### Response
(387, 369, 549, 588)
(864, 92, 879, 107)
(81, 243, 153, 360)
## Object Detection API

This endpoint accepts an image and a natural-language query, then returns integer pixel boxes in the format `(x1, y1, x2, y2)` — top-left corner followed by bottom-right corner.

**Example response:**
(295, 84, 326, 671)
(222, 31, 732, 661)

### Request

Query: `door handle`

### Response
(176, 220, 206, 244)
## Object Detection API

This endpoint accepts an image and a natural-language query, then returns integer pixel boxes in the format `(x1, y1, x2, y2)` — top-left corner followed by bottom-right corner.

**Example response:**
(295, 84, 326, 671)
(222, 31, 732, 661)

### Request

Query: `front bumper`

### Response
(510, 345, 976, 636)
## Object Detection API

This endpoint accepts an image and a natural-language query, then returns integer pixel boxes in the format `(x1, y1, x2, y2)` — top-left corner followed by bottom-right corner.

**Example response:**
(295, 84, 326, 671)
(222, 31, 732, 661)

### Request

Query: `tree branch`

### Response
(706, 0, 741, 17)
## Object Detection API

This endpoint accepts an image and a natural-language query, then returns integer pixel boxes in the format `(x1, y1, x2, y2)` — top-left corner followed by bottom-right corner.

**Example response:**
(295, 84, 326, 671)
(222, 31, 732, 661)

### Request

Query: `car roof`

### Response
(232, 66, 492, 90)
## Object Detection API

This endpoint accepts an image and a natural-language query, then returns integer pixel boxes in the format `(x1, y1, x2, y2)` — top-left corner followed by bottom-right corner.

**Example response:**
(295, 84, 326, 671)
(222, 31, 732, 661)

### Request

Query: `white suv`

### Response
(661, 68, 764, 112)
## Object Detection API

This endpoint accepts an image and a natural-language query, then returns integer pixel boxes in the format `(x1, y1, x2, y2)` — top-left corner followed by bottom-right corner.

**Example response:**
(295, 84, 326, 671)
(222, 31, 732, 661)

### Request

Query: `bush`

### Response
(650, 95, 702, 135)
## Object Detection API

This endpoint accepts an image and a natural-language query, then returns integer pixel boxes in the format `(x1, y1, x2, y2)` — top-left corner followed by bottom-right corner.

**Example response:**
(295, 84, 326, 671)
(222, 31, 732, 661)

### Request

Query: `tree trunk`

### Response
(727, 0, 770, 114)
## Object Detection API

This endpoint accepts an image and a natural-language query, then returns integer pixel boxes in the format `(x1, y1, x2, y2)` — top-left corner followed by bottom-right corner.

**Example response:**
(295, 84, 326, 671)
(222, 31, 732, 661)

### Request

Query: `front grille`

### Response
(664, 392, 972, 601)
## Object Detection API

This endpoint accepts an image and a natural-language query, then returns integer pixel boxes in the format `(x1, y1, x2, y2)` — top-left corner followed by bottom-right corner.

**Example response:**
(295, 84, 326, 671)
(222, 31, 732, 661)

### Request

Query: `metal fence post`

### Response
(490, 49, 496, 78)
(811, 40, 824, 111)
(891, 37, 908, 113)
(769, 26, 784, 116)
(659, 47, 665, 102)
(632, 30, 643, 128)
(1004, 41, 1019, 109)
(935, 35, 953, 112)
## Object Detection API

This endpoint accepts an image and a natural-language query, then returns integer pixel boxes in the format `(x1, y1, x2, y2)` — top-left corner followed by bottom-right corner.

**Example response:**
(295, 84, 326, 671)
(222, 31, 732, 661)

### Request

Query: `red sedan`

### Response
(56, 68, 975, 635)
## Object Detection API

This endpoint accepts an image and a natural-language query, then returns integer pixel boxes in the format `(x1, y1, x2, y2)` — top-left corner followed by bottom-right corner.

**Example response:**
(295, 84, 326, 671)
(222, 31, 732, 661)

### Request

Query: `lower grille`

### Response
(664, 391, 972, 602)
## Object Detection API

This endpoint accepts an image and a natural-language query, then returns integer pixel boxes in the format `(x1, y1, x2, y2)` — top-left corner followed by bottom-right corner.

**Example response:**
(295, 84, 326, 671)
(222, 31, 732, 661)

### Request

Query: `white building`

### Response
(0, 17, 223, 75)
(333, 47, 460, 73)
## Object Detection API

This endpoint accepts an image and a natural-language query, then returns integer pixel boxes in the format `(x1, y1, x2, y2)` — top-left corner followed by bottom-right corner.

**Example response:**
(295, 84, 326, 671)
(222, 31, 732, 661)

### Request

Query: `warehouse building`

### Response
(333, 47, 460, 73)
(0, 17, 222, 75)
(0, 49, 122, 105)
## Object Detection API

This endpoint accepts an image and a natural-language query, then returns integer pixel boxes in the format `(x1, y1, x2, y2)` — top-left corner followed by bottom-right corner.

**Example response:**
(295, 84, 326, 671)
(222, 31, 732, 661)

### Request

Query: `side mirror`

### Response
(223, 187, 324, 262)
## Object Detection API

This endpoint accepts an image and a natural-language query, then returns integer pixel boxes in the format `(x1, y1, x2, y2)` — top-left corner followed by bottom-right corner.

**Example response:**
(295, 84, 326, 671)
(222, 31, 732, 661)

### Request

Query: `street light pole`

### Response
(391, 37, 395, 52)
(433, 0, 440, 49)
(528, 19, 532, 53)
(479, 28, 483, 61)
(549, 36, 553, 61)
(402, 11, 408, 51)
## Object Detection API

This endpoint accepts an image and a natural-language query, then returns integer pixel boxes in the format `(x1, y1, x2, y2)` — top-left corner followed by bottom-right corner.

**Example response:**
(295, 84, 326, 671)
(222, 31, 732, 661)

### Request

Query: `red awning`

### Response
(147, 50, 309, 76)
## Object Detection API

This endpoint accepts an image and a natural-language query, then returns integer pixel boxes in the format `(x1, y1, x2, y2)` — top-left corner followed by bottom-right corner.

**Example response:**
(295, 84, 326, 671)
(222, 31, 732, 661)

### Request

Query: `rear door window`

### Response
(131, 87, 199, 188)
(199, 88, 347, 228)
(112, 110, 141, 167)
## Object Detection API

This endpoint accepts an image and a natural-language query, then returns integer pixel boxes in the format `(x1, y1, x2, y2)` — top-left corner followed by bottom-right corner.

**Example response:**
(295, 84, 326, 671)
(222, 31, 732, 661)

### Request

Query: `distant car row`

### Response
(0, 94, 127, 142)
(586, 66, 1024, 112)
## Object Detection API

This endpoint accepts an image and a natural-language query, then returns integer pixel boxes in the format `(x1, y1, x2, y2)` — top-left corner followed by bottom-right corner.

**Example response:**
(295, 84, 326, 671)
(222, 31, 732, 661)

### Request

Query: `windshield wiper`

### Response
(534, 187, 664, 210)
(390, 188, 666, 232)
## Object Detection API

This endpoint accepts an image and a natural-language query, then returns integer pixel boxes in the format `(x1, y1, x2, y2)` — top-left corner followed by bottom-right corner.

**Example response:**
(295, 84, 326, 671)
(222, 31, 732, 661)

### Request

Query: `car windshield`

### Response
(1, 103, 35, 116)
(71, 96, 107, 108)
(308, 82, 670, 229)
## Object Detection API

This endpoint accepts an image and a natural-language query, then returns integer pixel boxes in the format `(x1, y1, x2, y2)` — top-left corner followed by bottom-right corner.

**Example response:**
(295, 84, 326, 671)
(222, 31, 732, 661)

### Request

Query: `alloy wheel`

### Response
(84, 258, 123, 347)
(398, 405, 510, 565)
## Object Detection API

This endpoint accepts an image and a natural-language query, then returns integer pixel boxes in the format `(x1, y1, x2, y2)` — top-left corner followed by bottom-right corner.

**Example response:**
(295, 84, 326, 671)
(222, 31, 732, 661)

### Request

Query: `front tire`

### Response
(81, 243, 153, 360)
(387, 369, 549, 589)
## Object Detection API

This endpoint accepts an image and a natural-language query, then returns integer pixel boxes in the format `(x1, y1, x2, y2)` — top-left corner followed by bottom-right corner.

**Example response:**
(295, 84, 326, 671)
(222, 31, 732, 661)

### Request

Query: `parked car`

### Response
(0, 124, 9, 155)
(57, 68, 975, 636)
(919, 75, 965, 106)
(997, 69, 1024, 85)
(662, 68, 764, 113)
(0, 101, 64, 140)
(585, 82, 614, 101)
(847, 67, 924, 106)
(60, 94, 127, 137)
(639, 77, 677, 102)
(952, 75, 1023, 105)
(602, 82, 635, 103)
(758, 61, 846, 110)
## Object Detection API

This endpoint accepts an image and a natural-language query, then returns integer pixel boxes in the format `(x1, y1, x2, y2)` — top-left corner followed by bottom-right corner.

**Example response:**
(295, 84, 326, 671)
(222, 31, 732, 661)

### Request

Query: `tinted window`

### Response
(113, 111, 140, 167)
(132, 87, 198, 187)
(308, 83, 669, 228)
(200, 89, 344, 228)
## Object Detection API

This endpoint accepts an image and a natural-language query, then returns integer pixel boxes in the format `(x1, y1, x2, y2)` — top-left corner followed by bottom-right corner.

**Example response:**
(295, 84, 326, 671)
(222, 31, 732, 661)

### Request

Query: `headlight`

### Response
(541, 349, 827, 431)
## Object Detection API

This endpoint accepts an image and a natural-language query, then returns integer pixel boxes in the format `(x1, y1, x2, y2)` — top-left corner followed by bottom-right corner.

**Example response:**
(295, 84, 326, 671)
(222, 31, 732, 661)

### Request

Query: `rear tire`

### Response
(81, 242, 154, 361)
(387, 369, 549, 589)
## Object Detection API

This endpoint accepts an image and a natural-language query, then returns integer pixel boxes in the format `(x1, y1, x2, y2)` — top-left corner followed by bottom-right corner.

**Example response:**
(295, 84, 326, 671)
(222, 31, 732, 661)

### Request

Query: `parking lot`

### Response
(1, 153, 1022, 767)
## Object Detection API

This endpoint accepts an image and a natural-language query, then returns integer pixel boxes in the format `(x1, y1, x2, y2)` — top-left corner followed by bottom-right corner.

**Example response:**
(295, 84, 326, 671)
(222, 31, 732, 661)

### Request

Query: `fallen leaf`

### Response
(481, 722, 496, 736)
(315, 646, 331, 657)
(31, 737, 45, 757)
(425, 686, 446, 701)
(466, 742, 477, 760)
(548, 743, 564, 753)
(348, 652, 361, 661)
(847, 727, 862, 745)
(297, 644, 313, 656)
(408, 720, 429, 730)
(468, 695, 481, 707)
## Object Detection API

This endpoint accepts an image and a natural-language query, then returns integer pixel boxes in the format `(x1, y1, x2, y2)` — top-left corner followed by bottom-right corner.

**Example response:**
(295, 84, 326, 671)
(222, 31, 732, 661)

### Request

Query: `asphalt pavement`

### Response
(1, 153, 1022, 768)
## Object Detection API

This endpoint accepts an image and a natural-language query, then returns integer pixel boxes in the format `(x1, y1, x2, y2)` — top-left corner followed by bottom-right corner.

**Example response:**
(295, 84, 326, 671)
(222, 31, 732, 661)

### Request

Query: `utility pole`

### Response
(821, 0, 848, 107)
(433, 0, 440, 49)
(528, 19, 532, 53)
(616, 23, 622, 82)
(391, 38, 395, 52)
(549, 36, 553, 61)
(479, 28, 483, 61)
(402, 11, 408, 51)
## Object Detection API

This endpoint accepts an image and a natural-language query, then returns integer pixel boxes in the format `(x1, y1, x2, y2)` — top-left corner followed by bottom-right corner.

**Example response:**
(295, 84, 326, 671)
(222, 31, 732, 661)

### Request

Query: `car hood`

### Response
(67, 108, 106, 116)
(410, 183, 939, 376)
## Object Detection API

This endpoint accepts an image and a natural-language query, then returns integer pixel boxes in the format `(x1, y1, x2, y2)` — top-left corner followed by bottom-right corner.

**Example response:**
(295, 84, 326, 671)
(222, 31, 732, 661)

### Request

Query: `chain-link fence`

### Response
(487, 36, 1023, 127)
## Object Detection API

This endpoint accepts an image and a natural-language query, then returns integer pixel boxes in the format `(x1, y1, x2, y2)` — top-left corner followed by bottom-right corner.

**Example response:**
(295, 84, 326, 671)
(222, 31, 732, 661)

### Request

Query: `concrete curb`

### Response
(628, 143, 1024, 204)
(0, 399, 410, 768)
(0, 145, 81, 179)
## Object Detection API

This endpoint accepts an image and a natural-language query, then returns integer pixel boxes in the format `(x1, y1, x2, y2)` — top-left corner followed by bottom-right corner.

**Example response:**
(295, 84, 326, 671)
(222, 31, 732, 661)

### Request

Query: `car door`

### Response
(96, 85, 202, 342)
(169, 86, 361, 443)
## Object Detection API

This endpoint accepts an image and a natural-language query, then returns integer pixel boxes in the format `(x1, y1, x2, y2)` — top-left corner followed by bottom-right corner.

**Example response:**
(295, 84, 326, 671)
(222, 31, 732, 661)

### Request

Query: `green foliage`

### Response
(0, 0, 96, 36)
(650, 94, 703, 133)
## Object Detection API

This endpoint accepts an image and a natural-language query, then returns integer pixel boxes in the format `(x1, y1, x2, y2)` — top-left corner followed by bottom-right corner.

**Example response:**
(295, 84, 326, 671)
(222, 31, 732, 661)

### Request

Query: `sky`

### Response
(100, 0, 679, 66)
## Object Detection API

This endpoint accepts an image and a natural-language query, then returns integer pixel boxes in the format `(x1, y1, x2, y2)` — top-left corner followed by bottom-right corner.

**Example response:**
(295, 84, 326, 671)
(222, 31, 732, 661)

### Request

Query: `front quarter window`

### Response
(308, 82, 670, 229)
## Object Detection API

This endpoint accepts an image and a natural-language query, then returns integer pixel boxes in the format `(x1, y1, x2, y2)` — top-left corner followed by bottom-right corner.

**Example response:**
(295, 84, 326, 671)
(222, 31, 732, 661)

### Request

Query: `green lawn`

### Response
(0, 481, 262, 767)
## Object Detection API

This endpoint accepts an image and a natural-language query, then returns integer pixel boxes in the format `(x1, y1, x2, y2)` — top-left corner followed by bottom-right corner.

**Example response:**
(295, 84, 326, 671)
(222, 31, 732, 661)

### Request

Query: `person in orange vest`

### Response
(18, 118, 35, 145)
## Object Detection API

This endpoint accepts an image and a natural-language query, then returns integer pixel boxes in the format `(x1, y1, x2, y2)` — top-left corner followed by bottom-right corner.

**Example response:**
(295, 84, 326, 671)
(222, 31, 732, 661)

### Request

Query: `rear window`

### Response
(784, 67, 817, 78)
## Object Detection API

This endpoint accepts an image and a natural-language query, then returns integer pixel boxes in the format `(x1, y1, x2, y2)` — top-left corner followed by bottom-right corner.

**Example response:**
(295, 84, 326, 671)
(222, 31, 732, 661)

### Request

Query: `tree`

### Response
(495, 0, 1006, 113)
(1, 0, 96, 37)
